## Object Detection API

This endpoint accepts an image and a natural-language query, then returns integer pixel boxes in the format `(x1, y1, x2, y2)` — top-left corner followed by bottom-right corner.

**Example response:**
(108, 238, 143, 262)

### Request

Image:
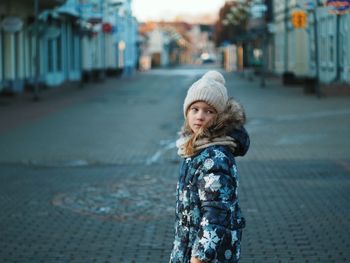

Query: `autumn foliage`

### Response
(214, 0, 251, 46)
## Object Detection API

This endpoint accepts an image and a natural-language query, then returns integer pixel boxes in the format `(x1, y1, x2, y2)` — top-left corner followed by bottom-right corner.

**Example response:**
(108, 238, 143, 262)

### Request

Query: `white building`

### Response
(272, 0, 309, 77)
(272, 0, 350, 85)
(311, 6, 350, 83)
(146, 27, 170, 67)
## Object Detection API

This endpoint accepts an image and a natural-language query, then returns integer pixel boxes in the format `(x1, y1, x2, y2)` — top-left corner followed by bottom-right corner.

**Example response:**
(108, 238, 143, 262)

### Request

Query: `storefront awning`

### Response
(57, 6, 80, 17)
(0, 0, 67, 13)
(56, 0, 80, 17)
(38, 0, 67, 10)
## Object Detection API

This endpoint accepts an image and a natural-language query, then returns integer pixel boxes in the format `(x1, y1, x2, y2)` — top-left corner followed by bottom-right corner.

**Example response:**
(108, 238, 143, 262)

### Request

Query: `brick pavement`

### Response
(0, 81, 105, 133)
(0, 67, 350, 263)
(0, 163, 177, 263)
(239, 160, 350, 263)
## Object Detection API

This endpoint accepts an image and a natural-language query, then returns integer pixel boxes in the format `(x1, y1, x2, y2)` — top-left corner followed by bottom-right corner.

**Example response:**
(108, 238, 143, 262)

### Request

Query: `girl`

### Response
(170, 71, 249, 263)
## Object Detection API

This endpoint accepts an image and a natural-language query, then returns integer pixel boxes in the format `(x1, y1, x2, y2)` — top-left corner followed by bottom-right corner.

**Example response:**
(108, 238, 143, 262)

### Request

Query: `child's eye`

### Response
(191, 107, 198, 112)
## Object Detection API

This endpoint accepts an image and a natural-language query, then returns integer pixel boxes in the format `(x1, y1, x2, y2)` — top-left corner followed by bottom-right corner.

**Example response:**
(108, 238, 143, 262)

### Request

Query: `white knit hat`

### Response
(183, 70, 228, 117)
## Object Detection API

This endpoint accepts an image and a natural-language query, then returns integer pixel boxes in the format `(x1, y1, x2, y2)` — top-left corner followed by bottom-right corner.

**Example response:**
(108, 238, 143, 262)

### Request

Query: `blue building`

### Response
(0, 0, 139, 93)
(113, 0, 138, 76)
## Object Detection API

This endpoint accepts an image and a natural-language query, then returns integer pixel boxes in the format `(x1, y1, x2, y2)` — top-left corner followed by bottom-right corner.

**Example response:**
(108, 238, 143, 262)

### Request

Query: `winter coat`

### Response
(170, 99, 249, 263)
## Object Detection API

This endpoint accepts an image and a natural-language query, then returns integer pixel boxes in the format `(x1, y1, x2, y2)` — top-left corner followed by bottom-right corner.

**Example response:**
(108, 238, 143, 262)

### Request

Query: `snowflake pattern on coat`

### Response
(204, 174, 222, 192)
(170, 145, 245, 263)
(200, 229, 220, 250)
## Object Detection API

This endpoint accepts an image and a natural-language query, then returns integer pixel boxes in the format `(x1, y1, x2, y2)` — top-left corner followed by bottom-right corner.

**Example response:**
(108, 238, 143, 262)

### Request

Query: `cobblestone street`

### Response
(0, 67, 349, 263)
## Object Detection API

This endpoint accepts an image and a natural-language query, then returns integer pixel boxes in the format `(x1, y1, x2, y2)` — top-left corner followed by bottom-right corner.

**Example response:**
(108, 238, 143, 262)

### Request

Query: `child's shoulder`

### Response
(192, 146, 235, 172)
(196, 145, 234, 162)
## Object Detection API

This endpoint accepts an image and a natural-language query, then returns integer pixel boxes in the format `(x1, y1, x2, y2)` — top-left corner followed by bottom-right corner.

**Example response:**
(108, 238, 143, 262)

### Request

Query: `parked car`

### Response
(200, 52, 216, 64)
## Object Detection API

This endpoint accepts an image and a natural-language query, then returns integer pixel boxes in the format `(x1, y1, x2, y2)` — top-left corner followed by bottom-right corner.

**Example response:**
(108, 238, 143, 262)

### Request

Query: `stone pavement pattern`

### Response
(0, 67, 349, 263)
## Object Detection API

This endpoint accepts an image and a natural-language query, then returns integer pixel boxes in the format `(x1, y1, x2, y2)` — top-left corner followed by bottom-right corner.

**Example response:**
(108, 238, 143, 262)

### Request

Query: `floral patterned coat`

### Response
(169, 144, 246, 263)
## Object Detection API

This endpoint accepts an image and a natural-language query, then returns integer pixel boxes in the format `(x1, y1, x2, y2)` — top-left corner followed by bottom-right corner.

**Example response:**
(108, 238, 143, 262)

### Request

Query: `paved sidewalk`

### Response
(0, 80, 116, 133)
(0, 67, 349, 263)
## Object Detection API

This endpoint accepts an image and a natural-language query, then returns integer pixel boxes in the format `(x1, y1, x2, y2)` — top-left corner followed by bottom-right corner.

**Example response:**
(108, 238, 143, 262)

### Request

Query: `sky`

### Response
(132, 0, 226, 22)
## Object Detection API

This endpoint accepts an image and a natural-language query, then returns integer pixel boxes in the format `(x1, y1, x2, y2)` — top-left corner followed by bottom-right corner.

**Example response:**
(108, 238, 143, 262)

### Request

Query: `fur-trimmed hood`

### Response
(203, 98, 246, 138)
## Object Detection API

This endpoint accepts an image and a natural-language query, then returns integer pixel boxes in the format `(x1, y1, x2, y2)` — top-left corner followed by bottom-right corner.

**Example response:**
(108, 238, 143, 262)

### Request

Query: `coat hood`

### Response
(197, 98, 249, 157)
(204, 98, 246, 136)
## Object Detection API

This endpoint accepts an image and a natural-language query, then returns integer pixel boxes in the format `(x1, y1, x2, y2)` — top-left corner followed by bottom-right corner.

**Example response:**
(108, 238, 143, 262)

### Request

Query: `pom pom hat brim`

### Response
(183, 70, 228, 118)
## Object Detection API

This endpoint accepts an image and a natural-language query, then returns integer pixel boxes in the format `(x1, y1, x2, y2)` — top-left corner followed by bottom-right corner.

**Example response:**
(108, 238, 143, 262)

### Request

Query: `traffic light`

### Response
(291, 10, 307, 29)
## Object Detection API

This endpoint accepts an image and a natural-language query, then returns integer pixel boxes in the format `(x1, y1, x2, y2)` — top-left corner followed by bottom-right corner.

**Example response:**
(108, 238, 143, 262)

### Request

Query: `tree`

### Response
(214, 0, 252, 46)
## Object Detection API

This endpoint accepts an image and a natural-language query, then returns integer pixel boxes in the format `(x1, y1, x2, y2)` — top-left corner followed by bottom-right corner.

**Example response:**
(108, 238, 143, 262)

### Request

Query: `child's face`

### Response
(187, 101, 217, 133)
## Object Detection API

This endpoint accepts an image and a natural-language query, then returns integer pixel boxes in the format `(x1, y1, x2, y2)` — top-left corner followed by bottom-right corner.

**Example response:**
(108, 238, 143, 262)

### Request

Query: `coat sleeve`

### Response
(191, 149, 243, 262)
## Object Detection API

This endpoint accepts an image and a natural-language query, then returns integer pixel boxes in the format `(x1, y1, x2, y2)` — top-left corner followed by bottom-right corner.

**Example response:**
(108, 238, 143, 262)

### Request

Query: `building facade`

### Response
(0, 0, 68, 92)
(272, 0, 309, 77)
(312, 5, 350, 83)
(271, 0, 350, 85)
(0, 0, 139, 93)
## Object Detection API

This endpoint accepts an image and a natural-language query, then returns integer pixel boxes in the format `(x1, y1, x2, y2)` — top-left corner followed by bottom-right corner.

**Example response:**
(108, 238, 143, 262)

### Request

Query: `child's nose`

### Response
(196, 111, 205, 120)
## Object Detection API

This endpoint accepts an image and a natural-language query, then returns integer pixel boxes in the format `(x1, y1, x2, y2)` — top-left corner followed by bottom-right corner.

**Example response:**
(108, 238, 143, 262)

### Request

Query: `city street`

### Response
(0, 66, 349, 263)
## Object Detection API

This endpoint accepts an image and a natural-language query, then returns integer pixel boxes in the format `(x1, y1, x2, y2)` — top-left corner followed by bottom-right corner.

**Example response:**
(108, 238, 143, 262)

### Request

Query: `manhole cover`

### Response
(52, 174, 176, 221)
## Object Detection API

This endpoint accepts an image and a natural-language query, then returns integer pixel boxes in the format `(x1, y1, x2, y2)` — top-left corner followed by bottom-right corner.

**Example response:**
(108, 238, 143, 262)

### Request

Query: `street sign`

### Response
(325, 0, 350, 14)
(291, 10, 307, 29)
(1, 16, 23, 33)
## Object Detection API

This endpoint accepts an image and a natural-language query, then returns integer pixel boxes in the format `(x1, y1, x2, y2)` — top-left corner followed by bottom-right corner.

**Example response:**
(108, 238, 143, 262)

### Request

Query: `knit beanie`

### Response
(183, 70, 228, 117)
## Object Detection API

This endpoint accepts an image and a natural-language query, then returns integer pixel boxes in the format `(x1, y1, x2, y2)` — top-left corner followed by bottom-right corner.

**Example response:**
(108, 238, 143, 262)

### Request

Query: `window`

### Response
(320, 19, 327, 65)
(329, 35, 334, 63)
(47, 35, 62, 73)
(57, 36, 62, 71)
(339, 17, 348, 68)
(339, 33, 344, 67)
(328, 16, 335, 67)
(15, 32, 21, 79)
(48, 39, 54, 72)
(70, 31, 75, 70)
(0, 31, 3, 82)
(310, 25, 315, 63)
